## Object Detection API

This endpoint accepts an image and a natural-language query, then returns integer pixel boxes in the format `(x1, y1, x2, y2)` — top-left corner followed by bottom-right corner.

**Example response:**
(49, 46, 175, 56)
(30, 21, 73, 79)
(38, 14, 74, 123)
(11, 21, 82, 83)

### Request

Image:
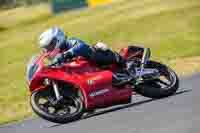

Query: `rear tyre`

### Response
(134, 61, 179, 98)
(31, 89, 84, 123)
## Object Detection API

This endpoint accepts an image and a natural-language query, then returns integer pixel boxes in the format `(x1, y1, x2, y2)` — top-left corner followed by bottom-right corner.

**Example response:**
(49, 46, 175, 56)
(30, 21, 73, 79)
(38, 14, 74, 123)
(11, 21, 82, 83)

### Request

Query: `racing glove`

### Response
(63, 50, 74, 59)
(52, 53, 65, 64)
(52, 51, 74, 64)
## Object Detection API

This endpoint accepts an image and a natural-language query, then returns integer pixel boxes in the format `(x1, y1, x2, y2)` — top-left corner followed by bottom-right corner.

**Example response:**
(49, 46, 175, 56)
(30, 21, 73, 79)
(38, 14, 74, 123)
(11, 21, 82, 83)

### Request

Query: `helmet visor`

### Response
(42, 38, 57, 52)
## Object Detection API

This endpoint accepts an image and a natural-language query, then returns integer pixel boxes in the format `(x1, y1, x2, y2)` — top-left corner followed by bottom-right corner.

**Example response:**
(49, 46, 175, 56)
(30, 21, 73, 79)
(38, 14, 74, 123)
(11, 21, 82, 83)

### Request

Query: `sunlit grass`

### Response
(0, 4, 51, 29)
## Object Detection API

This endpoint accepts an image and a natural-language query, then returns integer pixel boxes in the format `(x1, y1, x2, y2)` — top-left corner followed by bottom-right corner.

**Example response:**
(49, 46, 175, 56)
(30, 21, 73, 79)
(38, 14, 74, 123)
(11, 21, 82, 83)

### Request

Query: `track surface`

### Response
(1, 74, 199, 133)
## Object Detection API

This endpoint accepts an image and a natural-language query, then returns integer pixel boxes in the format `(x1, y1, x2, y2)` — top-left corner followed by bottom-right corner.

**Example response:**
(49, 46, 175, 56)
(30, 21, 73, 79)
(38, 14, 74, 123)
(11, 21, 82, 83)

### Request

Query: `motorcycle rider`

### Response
(39, 27, 135, 86)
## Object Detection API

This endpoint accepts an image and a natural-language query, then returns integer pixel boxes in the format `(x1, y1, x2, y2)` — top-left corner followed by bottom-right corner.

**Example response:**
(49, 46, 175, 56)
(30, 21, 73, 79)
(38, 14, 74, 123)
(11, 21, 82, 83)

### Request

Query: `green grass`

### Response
(0, 0, 200, 124)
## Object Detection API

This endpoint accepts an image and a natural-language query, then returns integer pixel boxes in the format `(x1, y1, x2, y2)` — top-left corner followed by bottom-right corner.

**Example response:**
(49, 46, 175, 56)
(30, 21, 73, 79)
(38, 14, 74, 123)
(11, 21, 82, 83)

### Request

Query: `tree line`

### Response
(0, 0, 50, 9)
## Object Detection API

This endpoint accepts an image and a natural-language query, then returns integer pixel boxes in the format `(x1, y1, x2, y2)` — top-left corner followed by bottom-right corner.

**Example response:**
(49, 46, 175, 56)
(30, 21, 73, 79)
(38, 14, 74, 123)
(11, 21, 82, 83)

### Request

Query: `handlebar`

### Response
(47, 62, 59, 67)
(47, 58, 72, 68)
(46, 60, 66, 68)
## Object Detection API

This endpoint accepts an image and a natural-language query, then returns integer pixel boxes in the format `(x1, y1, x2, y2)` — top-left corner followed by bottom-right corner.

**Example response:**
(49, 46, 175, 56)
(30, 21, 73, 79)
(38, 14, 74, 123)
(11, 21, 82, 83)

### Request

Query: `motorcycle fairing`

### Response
(29, 54, 132, 109)
(76, 70, 132, 109)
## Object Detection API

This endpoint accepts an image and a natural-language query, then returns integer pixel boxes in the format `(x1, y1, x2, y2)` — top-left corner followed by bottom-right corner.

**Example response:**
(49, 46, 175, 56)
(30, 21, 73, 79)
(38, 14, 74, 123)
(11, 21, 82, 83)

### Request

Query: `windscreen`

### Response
(26, 55, 39, 83)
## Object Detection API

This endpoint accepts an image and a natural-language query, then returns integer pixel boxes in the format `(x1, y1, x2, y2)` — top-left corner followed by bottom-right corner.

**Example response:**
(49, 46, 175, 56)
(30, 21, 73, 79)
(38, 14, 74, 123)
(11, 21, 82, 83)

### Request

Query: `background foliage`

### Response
(0, 0, 49, 9)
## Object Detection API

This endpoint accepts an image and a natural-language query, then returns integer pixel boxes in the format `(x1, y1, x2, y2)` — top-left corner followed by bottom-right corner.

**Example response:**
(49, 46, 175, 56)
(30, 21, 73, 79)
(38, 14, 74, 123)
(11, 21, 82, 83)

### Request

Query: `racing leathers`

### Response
(53, 37, 134, 86)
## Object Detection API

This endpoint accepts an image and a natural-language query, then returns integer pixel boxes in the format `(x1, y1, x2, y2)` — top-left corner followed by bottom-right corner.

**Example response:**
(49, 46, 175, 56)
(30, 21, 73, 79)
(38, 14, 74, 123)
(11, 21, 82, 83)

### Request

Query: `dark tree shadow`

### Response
(0, 26, 7, 32)
(49, 89, 191, 128)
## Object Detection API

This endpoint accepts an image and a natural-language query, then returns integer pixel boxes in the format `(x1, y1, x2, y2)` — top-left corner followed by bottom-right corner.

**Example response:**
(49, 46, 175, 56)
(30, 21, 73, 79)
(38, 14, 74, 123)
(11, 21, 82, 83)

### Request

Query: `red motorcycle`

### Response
(26, 46, 179, 123)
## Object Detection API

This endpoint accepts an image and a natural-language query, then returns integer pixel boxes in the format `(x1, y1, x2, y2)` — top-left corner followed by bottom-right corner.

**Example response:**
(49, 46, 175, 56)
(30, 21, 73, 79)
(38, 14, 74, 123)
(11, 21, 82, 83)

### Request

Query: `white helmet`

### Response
(39, 27, 65, 51)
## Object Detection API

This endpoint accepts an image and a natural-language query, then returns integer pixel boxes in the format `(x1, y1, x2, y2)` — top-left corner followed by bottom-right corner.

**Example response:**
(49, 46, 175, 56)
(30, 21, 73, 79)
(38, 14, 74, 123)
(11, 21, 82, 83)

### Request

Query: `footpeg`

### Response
(112, 72, 132, 86)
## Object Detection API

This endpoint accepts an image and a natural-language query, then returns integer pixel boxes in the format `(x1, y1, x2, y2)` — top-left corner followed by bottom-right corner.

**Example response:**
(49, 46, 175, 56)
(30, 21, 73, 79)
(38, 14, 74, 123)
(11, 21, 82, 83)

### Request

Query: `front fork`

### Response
(45, 79, 63, 105)
(52, 81, 62, 100)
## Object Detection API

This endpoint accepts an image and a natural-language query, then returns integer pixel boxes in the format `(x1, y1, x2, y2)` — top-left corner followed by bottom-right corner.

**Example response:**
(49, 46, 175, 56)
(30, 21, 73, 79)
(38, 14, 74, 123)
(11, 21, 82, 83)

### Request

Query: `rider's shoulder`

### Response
(67, 37, 86, 45)
(67, 37, 81, 41)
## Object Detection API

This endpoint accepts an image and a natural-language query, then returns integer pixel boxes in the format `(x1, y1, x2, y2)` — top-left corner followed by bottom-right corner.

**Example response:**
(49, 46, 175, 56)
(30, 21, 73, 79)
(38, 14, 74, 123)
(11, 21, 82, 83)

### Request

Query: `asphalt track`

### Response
(1, 74, 199, 133)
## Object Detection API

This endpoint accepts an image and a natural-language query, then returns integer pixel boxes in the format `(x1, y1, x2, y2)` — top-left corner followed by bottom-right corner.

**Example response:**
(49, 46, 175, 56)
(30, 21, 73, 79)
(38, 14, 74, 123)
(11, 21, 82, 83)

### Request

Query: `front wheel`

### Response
(134, 61, 179, 98)
(30, 89, 84, 123)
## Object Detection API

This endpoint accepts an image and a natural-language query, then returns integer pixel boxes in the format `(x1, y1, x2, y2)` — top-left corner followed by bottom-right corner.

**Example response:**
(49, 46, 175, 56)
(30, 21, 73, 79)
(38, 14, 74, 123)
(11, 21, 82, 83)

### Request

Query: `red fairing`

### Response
(28, 52, 132, 110)
(76, 70, 132, 109)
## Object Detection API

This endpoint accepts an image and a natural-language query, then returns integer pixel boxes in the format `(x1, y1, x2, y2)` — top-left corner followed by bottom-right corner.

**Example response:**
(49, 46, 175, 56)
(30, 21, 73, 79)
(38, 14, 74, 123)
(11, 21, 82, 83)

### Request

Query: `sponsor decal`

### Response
(87, 75, 102, 85)
(89, 89, 109, 97)
(87, 80, 94, 85)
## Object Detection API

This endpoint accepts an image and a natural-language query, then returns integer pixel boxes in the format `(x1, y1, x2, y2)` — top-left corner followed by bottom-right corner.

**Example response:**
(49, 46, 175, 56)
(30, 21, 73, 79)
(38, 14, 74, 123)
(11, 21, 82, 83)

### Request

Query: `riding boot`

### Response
(112, 53, 136, 86)
(114, 52, 136, 76)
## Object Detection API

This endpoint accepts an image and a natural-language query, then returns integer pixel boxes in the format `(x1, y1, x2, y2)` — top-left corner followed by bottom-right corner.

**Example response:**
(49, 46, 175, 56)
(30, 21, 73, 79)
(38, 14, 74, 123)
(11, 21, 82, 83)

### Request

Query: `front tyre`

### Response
(30, 90, 84, 123)
(135, 61, 179, 98)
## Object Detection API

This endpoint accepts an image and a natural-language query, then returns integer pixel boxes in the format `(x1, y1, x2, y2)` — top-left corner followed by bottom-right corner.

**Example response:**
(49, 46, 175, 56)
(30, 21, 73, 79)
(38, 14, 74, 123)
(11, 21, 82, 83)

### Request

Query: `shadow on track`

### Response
(49, 89, 191, 128)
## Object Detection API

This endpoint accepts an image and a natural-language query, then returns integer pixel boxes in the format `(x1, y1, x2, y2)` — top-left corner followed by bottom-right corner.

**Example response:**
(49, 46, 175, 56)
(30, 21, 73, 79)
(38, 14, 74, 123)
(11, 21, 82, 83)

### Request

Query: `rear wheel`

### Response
(31, 89, 84, 123)
(134, 61, 179, 98)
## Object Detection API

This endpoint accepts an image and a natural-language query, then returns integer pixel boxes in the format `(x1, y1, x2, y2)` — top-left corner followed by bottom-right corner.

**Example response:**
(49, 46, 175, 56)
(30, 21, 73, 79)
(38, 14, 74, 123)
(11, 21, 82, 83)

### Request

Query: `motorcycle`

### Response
(26, 46, 179, 123)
